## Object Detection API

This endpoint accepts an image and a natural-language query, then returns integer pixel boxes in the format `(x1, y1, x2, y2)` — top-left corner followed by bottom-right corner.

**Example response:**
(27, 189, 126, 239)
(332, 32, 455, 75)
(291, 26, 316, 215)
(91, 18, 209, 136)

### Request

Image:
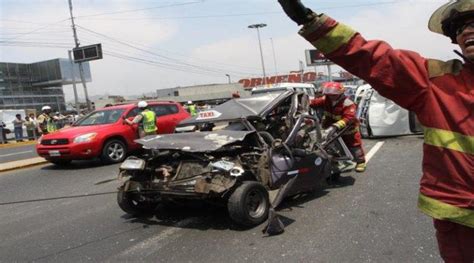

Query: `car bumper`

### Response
(36, 142, 102, 160)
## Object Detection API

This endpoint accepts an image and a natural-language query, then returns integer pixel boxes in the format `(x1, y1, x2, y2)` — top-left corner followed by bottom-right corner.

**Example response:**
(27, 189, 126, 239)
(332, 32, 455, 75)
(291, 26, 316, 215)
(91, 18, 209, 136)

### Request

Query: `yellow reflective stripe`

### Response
(418, 193, 474, 228)
(424, 127, 474, 155)
(312, 23, 356, 54)
(335, 120, 346, 129)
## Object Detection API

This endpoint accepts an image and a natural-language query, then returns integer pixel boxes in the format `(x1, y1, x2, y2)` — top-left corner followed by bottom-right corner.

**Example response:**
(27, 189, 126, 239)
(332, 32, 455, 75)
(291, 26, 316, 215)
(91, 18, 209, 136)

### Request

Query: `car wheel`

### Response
(227, 181, 269, 226)
(49, 159, 72, 166)
(101, 139, 127, 164)
(117, 185, 156, 216)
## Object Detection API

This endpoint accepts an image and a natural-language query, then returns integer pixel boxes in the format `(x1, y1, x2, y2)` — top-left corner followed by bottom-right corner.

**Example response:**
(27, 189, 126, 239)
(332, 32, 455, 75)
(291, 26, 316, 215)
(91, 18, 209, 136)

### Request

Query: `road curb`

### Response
(0, 141, 37, 149)
(0, 158, 48, 173)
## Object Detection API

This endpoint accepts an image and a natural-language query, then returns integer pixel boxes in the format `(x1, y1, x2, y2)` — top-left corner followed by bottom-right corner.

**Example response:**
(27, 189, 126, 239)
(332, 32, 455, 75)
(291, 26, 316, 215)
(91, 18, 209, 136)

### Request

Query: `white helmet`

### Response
(187, 101, 193, 104)
(41, 105, 51, 111)
(138, 101, 148, 108)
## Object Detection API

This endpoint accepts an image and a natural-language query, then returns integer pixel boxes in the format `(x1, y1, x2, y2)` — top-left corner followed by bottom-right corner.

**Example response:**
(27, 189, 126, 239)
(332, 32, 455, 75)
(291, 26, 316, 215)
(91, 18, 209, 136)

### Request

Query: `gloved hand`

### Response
(324, 125, 338, 138)
(277, 0, 316, 25)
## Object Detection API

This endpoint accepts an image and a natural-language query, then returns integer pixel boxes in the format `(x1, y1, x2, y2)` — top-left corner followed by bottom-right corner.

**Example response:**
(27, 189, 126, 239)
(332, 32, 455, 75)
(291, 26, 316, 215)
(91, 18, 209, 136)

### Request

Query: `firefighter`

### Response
(311, 82, 366, 172)
(124, 101, 157, 138)
(278, 0, 473, 261)
(36, 105, 57, 135)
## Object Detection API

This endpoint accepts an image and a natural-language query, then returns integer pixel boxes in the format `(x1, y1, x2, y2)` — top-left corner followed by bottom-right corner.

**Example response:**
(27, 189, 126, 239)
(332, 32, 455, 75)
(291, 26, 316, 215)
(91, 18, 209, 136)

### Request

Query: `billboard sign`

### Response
(238, 72, 317, 89)
(305, 49, 333, 66)
(73, 43, 103, 63)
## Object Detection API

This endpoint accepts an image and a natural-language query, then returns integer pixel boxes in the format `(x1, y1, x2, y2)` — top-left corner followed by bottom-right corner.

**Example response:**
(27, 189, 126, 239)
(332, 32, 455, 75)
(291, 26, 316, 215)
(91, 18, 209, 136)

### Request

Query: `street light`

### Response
(225, 74, 231, 84)
(248, 23, 267, 84)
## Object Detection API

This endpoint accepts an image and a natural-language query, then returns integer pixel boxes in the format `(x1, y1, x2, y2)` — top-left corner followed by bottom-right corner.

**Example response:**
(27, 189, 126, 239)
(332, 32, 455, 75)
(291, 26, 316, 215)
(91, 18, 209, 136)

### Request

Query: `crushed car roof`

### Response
(136, 130, 255, 152)
(179, 91, 291, 125)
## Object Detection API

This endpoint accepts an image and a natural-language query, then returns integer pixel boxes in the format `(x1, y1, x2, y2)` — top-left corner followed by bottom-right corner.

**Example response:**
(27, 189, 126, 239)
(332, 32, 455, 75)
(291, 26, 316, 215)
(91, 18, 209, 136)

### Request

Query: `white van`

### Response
(250, 82, 316, 99)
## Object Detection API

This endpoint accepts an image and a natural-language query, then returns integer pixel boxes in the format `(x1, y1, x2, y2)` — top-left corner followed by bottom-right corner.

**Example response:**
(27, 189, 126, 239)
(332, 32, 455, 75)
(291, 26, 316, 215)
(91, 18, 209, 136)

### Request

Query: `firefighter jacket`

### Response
(299, 14, 474, 227)
(310, 95, 359, 132)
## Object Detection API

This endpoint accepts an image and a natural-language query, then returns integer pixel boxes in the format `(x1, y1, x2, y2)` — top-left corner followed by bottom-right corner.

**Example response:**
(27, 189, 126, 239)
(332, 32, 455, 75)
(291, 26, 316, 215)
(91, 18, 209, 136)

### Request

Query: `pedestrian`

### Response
(0, 121, 8, 144)
(277, 0, 473, 261)
(310, 82, 366, 172)
(12, 114, 24, 142)
(24, 116, 36, 140)
(28, 113, 38, 139)
(124, 101, 157, 138)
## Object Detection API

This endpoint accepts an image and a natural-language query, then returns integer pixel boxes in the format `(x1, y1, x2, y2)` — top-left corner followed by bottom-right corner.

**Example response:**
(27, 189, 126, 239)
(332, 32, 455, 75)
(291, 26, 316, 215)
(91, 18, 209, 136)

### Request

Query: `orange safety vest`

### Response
(300, 15, 474, 227)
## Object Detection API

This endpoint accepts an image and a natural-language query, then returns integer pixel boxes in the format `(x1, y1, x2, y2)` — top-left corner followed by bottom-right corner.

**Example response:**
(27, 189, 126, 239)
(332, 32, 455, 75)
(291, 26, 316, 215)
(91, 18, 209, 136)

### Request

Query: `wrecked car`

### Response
(117, 91, 354, 226)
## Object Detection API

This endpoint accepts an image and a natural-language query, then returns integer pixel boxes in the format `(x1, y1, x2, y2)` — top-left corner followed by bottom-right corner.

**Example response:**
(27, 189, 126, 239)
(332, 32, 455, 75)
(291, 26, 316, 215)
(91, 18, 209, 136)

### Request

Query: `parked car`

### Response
(117, 91, 354, 226)
(36, 101, 190, 165)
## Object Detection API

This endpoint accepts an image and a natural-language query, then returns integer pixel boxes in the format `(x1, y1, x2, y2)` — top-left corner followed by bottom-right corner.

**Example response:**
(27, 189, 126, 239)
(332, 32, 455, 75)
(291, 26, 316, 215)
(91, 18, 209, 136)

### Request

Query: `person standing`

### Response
(187, 101, 197, 117)
(0, 121, 8, 144)
(24, 116, 36, 140)
(36, 106, 57, 135)
(12, 114, 24, 142)
(124, 101, 157, 138)
(277, 0, 473, 261)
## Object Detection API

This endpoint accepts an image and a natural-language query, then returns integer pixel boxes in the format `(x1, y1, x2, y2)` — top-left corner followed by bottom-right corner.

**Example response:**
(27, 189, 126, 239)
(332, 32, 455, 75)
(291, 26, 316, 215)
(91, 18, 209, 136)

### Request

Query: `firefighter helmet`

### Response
(428, 0, 474, 43)
(321, 82, 345, 95)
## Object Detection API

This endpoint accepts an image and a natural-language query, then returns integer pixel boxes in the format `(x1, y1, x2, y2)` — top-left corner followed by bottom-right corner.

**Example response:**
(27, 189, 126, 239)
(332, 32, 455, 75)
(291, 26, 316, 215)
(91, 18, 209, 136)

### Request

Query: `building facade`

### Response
(0, 59, 90, 113)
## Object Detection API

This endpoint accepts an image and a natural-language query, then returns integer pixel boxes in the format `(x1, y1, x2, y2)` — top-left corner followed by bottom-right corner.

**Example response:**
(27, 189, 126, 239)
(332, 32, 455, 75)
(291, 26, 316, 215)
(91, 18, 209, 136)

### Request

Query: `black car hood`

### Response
(136, 130, 255, 152)
(179, 91, 290, 125)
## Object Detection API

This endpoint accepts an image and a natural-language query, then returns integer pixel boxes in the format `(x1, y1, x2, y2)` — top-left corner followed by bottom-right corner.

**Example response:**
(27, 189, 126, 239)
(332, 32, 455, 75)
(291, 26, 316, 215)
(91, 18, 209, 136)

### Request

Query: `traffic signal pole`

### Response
(68, 0, 91, 111)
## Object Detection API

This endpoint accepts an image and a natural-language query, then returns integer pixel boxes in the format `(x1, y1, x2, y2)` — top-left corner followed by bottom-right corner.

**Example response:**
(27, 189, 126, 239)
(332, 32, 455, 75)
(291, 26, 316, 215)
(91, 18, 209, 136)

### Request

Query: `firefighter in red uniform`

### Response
(278, 0, 474, 261)
(311, 82, 366, 172)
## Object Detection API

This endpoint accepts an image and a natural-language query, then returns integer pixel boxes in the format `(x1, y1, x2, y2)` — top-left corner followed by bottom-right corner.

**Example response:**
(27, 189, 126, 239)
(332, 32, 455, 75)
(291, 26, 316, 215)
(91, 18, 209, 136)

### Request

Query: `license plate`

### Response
(48, 150, 61, 157)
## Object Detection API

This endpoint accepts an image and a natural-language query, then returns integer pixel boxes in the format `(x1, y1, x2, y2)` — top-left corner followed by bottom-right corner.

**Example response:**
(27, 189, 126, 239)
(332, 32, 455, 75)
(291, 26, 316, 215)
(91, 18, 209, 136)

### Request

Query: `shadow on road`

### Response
(40, 159, 117, 170)
(119, 187, 339, 233)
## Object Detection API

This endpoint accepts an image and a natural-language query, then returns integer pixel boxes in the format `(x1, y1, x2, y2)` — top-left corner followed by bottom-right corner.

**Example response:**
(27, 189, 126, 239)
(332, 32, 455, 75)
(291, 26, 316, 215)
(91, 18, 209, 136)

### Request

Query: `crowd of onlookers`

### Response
(0, 111, 86, 144)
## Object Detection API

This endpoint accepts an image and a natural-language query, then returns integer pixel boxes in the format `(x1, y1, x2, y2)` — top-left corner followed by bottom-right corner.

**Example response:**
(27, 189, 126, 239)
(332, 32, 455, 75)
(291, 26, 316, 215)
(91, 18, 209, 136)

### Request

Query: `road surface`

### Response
(0, 136, 441, 262)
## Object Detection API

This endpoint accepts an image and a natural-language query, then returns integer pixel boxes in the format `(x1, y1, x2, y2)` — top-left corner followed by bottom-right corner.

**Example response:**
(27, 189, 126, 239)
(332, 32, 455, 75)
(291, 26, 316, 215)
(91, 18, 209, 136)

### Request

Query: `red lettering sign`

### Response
(238, 72, 317, 89)
(199, 111, 214, 118)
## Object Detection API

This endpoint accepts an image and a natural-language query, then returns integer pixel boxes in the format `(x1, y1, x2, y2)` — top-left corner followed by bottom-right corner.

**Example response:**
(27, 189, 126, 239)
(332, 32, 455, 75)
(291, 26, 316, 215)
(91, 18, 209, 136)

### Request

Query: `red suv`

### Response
(36, 101, 190, 165)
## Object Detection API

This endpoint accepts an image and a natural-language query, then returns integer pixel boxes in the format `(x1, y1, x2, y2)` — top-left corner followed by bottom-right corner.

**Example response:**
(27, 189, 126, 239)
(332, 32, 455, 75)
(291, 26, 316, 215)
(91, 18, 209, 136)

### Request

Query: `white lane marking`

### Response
(365, 141, 385, 163)
(116, 217, 198, 258)
(0, 150, 33, 158)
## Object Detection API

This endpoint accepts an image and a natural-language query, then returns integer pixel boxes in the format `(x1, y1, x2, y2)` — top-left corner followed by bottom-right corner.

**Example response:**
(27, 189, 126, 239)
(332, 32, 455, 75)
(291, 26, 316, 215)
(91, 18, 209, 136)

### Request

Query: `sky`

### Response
(0, 0, 458, 102)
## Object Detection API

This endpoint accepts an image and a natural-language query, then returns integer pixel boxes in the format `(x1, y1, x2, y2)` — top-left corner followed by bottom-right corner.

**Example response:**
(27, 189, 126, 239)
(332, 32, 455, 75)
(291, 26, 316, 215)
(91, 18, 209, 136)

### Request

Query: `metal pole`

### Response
(68, 0, 91, 111)
(299, 60, 304, 82)
(79, 64, 91, 111)
(270, 38, 278, 76)
(248, 24, 267, 85)
(225, 74, 231, 84)
(256, 27, 266, 85)
(68, 50, 80, 113)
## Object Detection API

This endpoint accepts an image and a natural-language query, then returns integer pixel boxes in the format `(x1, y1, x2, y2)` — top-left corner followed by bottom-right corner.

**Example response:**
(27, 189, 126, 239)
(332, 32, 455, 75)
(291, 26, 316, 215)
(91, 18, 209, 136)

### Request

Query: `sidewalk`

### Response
(0, 157, 48, 173)
(0, 140, 37, 149)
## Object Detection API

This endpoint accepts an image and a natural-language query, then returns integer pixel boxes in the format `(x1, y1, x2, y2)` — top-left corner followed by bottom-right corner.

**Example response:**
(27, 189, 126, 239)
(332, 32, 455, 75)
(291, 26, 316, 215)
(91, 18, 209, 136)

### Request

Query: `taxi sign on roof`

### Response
(196, 110, 222, 120)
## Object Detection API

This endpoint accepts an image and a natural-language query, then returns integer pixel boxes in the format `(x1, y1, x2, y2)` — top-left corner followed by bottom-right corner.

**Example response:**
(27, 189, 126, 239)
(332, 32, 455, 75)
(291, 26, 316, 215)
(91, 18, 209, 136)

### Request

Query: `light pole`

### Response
(248, 23, 267, 85)
(225, 74, 231, 84)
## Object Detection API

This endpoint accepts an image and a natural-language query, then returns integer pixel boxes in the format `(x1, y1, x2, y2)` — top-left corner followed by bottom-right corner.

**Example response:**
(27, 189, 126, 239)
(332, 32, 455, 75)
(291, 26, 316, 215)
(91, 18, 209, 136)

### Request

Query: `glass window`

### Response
(151, 104, 178, 117)
(75, 109, 125, 126)
(126, 107, 141, 118)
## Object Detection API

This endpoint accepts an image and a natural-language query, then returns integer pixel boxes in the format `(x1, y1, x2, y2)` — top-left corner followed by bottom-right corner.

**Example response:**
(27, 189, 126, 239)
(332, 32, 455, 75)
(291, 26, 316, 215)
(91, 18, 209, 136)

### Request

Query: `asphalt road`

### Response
(0, 136, 441, 262)
(0, 144, 37, 163)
